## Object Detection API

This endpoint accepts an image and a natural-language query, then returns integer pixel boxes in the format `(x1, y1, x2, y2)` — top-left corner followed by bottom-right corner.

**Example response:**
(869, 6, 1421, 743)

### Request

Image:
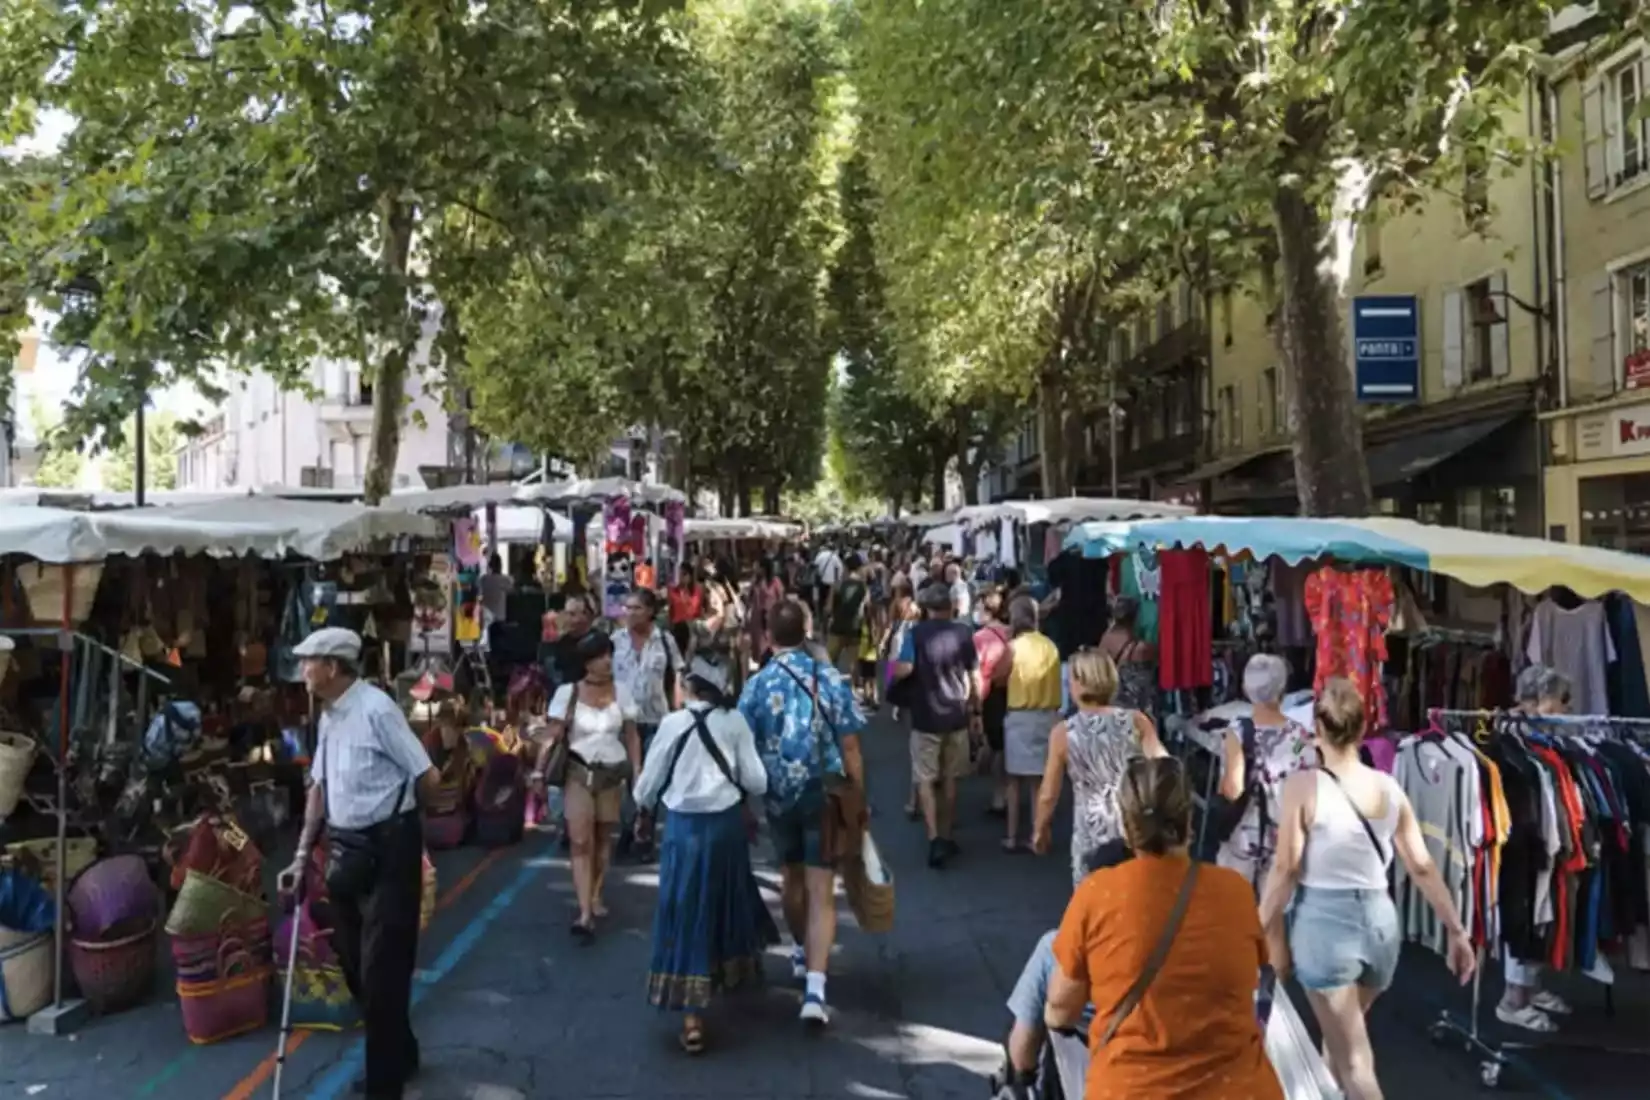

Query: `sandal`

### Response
(1000, 839, 1028, 854)
(679, 1024, 705, 1055)
(1495, 1002, 1557, 1032)
(571, 918, 596, 943)
(1530, 990, 1572, 1015)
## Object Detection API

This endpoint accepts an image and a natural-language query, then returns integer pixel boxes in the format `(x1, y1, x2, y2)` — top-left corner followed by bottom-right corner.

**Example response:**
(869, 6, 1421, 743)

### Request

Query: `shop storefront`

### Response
(1544, 396, 1650, 550)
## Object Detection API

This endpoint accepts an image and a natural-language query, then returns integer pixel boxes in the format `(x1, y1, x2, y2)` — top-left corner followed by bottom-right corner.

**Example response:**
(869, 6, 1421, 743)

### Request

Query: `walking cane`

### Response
(272, 870, 307, 1099)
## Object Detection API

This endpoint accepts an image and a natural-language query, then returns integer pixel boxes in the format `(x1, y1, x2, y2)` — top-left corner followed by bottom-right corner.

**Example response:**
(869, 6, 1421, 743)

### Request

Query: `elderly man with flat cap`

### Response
(278, 627, 439, 1099)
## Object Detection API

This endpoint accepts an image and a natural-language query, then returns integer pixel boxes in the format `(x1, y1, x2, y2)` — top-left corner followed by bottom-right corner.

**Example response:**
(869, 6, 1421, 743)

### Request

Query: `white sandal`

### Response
(1529, 990, 1572, 1015)
(1496, 1002, 1557, 1032)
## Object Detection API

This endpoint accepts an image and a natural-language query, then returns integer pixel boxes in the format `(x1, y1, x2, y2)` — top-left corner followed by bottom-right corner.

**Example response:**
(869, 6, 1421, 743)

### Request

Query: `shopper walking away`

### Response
(532, 632, 643, 939)
(1045, 756, 1284, 1099)
(892, 582, 982, 868)
(1258, 677, 1475, 1100)
(811, 544, 844, 634)
(1099, 597, 1157, 721)
(1215, 653, 1316, 891)
(613, 587, 683, 858)
(746, 558, 786, 668)
(280, 628, 438, 1100)
(1496, 664, 1574, 1032)
(826, 554, 870, 681)
(973, 589, 1013, 816)
(738, 599, 866, 1026)
(635, 656, 776, 1053)
(1031, 649, 1167, 880)
(997, 598, 1062, 853)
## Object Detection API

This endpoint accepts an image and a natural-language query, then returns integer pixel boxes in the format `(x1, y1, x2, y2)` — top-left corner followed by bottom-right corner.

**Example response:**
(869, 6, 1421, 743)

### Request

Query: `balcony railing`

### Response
(1120, 318, 1209, 377)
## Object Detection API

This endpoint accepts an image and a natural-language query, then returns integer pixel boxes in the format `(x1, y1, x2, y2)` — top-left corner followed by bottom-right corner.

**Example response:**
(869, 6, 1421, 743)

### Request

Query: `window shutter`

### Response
(1442, 288, 1465, 389)
(1591, 271, 1618, 393)
(1584, 78, 1609, 200)
(1489, 271, 1512, 377)
(1234, 380, 1244, 448)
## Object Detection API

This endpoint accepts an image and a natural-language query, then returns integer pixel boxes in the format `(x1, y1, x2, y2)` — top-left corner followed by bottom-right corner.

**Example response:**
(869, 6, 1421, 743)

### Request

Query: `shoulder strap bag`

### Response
(660, 709, 743, 801)
(1316, 765, 1388, 864)
(320, 734, 413, 901)
(541, 690, 576, 789)
(1098, 860, 1201, 1048)
(775, 656, 866, 863)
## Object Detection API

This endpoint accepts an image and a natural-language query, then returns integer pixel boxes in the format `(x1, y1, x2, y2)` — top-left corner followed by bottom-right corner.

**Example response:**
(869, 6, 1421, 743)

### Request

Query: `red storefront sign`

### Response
(1625, 348, 1650, 391)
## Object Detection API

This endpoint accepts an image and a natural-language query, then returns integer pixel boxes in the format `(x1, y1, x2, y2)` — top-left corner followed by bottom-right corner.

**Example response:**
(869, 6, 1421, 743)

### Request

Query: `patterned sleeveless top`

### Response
(1064, 708, 1145, 885)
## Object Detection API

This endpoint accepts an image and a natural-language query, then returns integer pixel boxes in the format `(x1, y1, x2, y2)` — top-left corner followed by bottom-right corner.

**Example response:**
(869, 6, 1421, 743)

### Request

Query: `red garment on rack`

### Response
(1305, 566, 1394, 731)
(1157, 549, 1212, 690)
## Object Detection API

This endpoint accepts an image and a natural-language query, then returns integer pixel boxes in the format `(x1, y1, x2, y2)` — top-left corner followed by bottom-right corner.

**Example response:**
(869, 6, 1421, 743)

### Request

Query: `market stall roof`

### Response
(957, 496, 1194, 527)
(515, 477, 686, 507)
(1062, 515, 1650, 604)
(899, 510, 954, 530)
(0, 488, 254, 510)
(117, 498, 443, 560)
(380, 484, 527, 514)
(685, 517, 803, 540)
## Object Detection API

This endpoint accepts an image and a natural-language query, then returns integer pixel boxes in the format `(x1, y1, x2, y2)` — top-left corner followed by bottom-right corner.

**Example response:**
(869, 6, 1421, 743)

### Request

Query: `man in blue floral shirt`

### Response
(739, 598, 866, 1028)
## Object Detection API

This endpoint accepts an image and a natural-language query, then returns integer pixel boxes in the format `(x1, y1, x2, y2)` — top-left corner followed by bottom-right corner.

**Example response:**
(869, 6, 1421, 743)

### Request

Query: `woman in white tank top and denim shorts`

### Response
(1259, 678, 1476, 1100)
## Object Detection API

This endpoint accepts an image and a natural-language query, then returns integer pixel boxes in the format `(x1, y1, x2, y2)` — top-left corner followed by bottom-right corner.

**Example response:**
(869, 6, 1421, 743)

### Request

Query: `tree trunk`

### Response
(363, 194, 417, 505)
(1037, 372, 1075, 498)
(763, 481, 782, 516)
(930, 451, 946, 510)
(737, 479, 753, 518)
(1272, 181, 1370, 516)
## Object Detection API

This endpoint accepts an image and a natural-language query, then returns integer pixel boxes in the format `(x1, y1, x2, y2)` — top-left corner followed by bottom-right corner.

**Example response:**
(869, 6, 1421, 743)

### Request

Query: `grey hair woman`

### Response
(1215, 653, 1316, 891)
(1515, 665, 1571, 717)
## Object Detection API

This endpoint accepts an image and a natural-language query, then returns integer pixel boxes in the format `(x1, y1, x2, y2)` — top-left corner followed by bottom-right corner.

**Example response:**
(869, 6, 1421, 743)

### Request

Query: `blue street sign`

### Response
(1352, 295, 1420, 403)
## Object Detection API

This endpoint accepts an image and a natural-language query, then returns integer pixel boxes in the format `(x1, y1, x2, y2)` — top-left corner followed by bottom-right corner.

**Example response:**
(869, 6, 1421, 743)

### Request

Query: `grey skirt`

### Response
(1003, 709, 1058, 777)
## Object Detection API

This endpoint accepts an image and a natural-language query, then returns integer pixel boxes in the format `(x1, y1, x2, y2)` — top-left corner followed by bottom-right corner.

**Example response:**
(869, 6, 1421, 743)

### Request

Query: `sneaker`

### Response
(790, 947, 807, 981)
(928, 838, 947, 869)
(800, 993, 829, 1026)
(1495, 1002, 1557, 1032)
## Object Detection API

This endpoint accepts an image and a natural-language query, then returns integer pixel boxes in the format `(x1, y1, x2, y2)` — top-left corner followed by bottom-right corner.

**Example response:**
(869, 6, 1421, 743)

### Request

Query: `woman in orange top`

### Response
(1046, 756, 1282, 1100)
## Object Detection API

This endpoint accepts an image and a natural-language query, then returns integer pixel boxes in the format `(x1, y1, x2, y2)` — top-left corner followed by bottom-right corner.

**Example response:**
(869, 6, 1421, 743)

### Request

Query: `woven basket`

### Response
(0, 732, 34, 821)
(283, 929, 359, 1031)
(423, 809, 467, 851)
(69, 919, 158, 1013)
(844, 833, 895, 935)
(19, 562, 102, 627)
(4, 837, 97, 897)
(165, 870, 264, 938)
(0, 927, 54, 1022)
(169, 916, 272, 983)
(177, 967, 270, 1044)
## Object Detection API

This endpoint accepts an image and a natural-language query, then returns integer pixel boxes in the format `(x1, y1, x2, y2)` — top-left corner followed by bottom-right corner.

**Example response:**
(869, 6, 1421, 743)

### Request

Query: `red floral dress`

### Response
(1304, 566, 1395, 731)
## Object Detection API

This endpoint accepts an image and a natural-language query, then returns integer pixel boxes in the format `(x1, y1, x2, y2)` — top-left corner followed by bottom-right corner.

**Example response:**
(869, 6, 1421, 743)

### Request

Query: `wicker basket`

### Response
(0, 927, 54, 1022)
(169, 916, 272, 984)
(69, 919, 159, 1013)
(0, 732, 34, 821)
(177, 967, 270, 1044)
(165, 870, 264, 938)
(19, 562, 102, 627)
(844, 833, 895, 935)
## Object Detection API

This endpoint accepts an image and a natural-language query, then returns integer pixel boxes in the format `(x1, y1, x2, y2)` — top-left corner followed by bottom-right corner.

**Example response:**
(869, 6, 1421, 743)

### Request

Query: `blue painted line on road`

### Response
(134, 1048, 196, 1096)
(304, 858, 547, 1099)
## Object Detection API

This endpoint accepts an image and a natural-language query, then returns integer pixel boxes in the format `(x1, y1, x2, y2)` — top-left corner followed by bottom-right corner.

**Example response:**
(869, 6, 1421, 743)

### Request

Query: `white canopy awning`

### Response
(515, 478, 686, 508)
(685, 517, 803, 541)
(380, 484, 528, 514)
(109, 499, 441, 561)
(955, 497, 1194, 527)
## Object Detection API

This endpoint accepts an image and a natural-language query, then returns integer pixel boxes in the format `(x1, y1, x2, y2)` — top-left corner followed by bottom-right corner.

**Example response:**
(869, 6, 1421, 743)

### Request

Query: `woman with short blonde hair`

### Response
(1031, 647, 1167, 883)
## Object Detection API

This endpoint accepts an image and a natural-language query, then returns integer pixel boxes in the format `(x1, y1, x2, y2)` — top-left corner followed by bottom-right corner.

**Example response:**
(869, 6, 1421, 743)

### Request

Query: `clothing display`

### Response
(1395, 714, 1650, 981)
(1304, 566, 1395, 732)
(1527, 599, 1616, 717)
(1158, 549, 1212, 691)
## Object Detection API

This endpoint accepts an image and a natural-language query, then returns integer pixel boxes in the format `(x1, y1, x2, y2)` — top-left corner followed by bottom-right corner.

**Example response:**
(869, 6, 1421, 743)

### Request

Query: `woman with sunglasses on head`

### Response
(1044, 756, 1282, 1099)
(1259, 677, 1475, 1100)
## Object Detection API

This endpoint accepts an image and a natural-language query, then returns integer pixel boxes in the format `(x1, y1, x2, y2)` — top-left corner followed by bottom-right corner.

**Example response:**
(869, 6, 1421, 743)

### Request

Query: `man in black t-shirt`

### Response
(893, 582, 982, 868)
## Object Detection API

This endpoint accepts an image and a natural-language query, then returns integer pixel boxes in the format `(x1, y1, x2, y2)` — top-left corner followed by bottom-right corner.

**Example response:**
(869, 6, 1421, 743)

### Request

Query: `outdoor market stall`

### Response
(0, 500, 440, 1036)
(1062, 513, 1650, 1088)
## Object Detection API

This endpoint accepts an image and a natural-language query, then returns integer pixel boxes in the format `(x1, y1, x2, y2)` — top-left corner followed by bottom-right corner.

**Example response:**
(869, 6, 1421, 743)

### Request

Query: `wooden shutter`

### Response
(1442, 287, 1465, 389)
(1584, 77, 1609, 200)
(1233, 379, 1244, 448)
(1489, 271, 1512, 377)
(1591, 271, 1618, 393)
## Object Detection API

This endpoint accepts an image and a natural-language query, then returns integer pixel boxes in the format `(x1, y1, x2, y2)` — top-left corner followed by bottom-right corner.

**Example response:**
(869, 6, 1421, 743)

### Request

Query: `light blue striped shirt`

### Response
(310, 680, 432, 830)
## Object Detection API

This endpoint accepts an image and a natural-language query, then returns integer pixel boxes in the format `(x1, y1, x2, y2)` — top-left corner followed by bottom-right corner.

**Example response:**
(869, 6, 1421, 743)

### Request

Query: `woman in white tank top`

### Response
(1258, 678, 1476, 1100)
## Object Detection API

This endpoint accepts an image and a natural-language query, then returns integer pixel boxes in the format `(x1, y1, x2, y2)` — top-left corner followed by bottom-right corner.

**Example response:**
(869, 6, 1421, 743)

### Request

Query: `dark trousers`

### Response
(332, 812, 424, 1099)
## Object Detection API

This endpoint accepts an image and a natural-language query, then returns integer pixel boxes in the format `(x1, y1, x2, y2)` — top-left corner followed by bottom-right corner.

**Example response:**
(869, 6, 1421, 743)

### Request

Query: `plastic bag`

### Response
(0, 868, 55, 933)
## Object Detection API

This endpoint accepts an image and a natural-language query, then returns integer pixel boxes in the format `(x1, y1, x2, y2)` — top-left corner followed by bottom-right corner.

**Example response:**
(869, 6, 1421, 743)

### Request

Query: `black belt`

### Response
(331, 809, 418, 843)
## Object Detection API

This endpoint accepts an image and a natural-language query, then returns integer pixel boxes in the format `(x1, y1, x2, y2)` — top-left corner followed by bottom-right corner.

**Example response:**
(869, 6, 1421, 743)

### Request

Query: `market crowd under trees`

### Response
(1, 1, 1643, 513)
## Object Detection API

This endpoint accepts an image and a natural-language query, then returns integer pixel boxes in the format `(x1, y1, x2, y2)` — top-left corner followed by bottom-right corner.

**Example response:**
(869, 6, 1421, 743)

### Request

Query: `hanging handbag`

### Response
(540, 690, 575, 789)
(1097, 860, 1201, 1047)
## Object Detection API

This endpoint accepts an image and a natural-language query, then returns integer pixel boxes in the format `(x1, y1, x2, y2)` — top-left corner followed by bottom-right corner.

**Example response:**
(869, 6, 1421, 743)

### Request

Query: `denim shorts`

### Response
(1287, 885, 1401, 992)
(1006, 930, 1094, 1029)
(768, 784, 830, 868)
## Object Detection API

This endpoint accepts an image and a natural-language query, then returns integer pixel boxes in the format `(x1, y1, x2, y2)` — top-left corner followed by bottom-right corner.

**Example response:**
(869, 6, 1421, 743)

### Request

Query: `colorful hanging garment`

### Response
(1304, 565, 1395, 731)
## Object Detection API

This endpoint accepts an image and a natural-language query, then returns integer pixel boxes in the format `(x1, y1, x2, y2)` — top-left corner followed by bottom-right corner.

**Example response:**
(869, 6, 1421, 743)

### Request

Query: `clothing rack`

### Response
(1420, 707, 1649, 1087)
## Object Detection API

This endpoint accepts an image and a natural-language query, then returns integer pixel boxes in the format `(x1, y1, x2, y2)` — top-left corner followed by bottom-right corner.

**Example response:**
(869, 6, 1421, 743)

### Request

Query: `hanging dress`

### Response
(1063, 709, 1145, 886)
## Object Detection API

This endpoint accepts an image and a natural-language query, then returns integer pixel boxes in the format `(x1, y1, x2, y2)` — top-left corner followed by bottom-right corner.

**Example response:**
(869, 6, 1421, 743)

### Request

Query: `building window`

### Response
(1135, 315, 1151, 351)
(1261, 367, 1283, 438)
(1217, 384, 1240, 451)
(1220, 287, 1234, 348)
(1616, 60, 1647, 187)
(1465, 278, 1497, 382)
(1462, 153, 1490, 231)
(1115, 329, 1132, 366)
(1621, 259, 1650, 362)
(1363, 213, 1383, 276)
(1456, 486, 1518, 535)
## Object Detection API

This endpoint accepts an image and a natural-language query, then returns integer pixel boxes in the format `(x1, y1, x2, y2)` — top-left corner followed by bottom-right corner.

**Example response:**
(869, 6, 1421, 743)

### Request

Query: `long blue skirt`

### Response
(647, 804, 779, 1011)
